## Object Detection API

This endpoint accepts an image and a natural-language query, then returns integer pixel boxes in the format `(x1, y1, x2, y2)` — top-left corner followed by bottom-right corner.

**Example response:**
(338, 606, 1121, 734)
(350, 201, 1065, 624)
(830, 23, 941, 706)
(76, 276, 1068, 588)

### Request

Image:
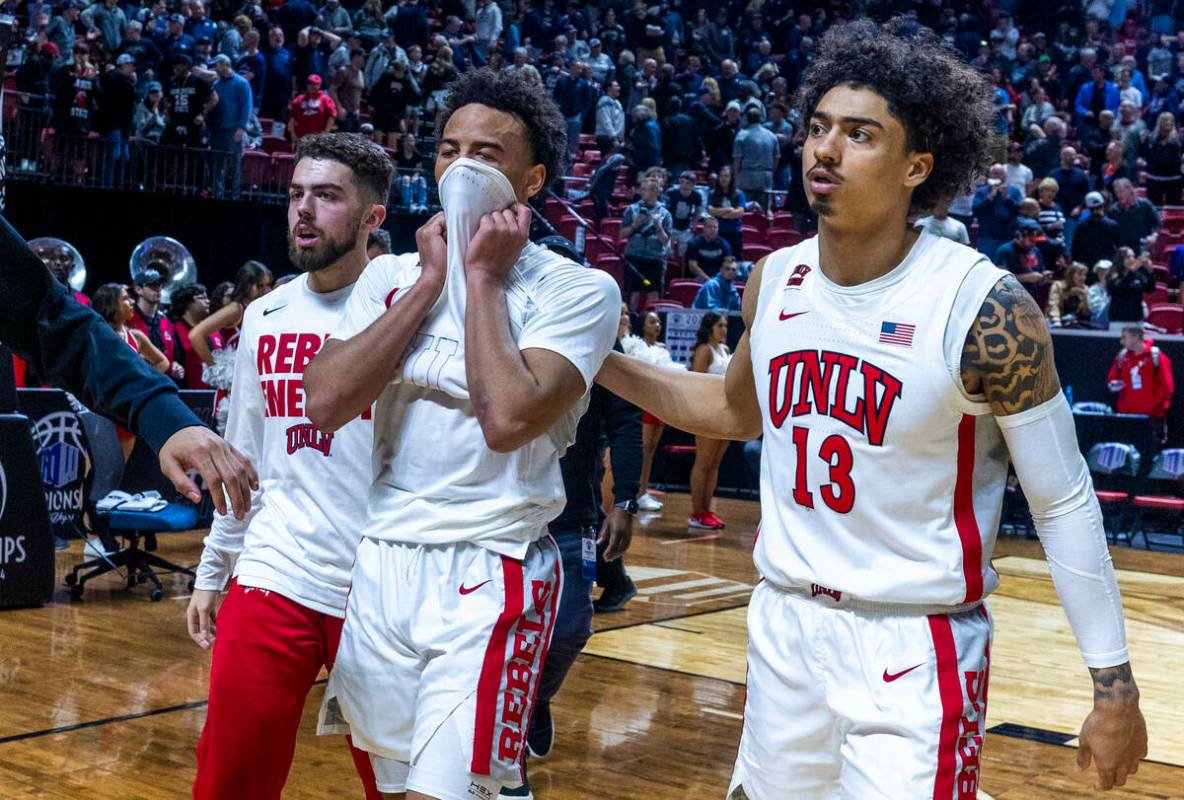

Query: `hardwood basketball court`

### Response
(0, 494, 1180, 799)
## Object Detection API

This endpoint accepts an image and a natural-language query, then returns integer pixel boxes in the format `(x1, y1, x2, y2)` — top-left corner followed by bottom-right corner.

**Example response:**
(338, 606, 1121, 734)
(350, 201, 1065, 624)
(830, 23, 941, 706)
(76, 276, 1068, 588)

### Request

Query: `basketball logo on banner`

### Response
(31, 410, 85, 533)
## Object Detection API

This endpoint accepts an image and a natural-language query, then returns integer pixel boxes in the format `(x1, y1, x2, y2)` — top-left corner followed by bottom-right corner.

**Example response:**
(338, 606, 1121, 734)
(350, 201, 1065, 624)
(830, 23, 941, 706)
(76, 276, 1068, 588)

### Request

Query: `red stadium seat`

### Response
(582, 149, 601, 162)
(742, 212, 769, 234)
(261, 135, 291, 154)
(744, 243, 774, 262)
(735, 282, 746, 300)
(584, 236, 612, 264)
(241, 150, 272, 191)
(599, 217, 622, 240)
(556, 216, 580, 242)
(272, 152, 296, 187)
(740, 224, 764, 242)
(767, 228, 805, 249)
(595, 255, 625, 292)
(666, 279, 703, 307)
(645, 299, 686, 311)
(1146, 304, 1183, 334)
(572, 162, 594, 178)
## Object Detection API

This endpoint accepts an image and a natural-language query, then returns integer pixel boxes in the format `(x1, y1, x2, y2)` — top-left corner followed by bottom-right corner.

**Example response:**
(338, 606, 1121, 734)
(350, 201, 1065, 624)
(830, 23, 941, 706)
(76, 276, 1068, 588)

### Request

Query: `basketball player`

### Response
(596, 20, 1148, 798)
(186, 133, 406, 800)
(304, 69, 621, 800)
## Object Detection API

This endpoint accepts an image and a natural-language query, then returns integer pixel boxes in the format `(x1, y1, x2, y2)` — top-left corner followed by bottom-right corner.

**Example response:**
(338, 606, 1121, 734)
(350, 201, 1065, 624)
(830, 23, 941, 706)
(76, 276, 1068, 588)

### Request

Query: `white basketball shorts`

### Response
(729, 581, 993, 800)
(323, 535, 561, 798)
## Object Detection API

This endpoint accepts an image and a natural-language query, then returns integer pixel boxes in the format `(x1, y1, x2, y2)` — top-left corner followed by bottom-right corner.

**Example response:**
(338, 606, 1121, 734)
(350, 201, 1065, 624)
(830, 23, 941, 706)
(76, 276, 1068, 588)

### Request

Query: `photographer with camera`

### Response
(973, 162, 1023, 260)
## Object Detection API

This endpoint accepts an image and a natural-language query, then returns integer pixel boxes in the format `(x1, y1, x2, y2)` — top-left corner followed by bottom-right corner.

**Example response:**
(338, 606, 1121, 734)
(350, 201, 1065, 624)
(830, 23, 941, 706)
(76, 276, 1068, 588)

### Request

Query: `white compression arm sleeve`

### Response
(995, 394, 1130, 668)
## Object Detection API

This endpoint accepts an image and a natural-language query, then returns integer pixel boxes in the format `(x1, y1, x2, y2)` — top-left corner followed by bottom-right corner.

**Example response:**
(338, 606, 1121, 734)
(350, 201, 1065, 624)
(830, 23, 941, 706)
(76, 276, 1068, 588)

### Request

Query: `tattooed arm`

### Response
(962, 274, 1148, 791)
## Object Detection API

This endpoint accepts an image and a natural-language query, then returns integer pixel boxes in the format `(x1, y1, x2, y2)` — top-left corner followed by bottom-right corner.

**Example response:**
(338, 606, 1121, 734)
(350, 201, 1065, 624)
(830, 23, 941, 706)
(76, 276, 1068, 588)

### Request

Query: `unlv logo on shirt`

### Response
(286, 423, 334, 456)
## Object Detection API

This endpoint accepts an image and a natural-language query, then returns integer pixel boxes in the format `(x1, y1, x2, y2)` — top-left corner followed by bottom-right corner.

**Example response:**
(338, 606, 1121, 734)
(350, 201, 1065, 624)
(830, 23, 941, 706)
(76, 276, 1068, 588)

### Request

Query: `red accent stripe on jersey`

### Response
(954, 415, 984, 603)
(929, 614, 961, 800)
(517, 538, 564, 780)
(471, 556, 525, 776)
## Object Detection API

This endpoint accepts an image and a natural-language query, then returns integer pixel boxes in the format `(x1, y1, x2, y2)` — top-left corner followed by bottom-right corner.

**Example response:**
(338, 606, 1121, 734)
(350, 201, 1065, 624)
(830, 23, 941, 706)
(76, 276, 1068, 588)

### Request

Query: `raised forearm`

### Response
(464, 274, 546, 451)
(595, 351, 757, 440)
(305, 280, 440, 431)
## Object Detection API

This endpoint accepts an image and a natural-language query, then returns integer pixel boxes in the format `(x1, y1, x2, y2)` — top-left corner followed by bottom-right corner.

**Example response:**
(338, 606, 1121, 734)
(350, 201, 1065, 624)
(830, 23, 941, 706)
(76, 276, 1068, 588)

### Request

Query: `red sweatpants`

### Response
(193, 581, 381, 800)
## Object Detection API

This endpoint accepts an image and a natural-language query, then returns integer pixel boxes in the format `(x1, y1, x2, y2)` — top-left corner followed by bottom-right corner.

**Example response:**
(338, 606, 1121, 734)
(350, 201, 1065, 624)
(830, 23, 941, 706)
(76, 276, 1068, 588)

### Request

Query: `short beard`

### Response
(809, 197, 834, 217)
(287, 217, 363, 273)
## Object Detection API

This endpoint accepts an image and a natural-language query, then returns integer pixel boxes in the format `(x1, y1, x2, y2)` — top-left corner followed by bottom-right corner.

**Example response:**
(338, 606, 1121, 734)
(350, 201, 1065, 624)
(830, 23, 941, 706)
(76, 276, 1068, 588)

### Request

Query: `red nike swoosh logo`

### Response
(459, 580, 492, 595)
(883, 664, 924, 682)
(779, 310, 809, 321)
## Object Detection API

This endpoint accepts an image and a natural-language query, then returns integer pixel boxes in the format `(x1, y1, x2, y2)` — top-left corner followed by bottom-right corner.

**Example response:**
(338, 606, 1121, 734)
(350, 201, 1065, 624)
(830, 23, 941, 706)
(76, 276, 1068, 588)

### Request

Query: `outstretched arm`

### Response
(595, 257, 765, 441)
(962, 273, 1147, 791)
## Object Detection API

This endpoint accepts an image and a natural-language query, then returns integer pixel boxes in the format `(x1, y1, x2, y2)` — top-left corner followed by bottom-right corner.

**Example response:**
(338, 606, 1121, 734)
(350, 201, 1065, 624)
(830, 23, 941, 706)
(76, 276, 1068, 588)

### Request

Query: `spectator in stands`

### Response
(1036, 176, 1067, 244)
(663, 170, 704, 260)
(366, 228, 392, 259)
(554, 61, 597, 159)
(127, 266, 181, 383)
(318, 0, 352, 39)
(165, 55, 213, 150)
(352, 0, 384, 49)
(765, 102, 792, 193)
(235, 30, 264, 108)
(369, 59, 418, 146)
(596, 7, 626, 60)
(294, 26, 339, 86)
(914, 203, 970, 245)
(169, 283, 216, 390)
(1141, 112, 1183, 208)
(1073, 192, 1124, 268)
(1110, 178, 1161, 254)
(363, 29, 404, 91)
(1146, 74, 1179, 125)
(95, 53, 137, 189)
(1021, 83, 1054, 133)
(1081, 108, 1114, 175)
(194, 37, 217, 69)
(118, 21, 162, 84)
(1047, 262, 1091, 326)
(994, 218, 1053, 293)
(1116, 101, 1147, 172)
(1074, 63, 1119, 130)
(208, 54, 250, 199)
(134, 80, 166, 144)
(595, 79, 624, 142)
(661, 97, 701, 181)
(82, 0, 127, 53)
(1107, 247, 1157, 328)
(276, 0, 316, 44)
(1023, 115, 1063, 179)
(688, 310, 731, 530)
(420, 44, 458, 113)
(1088, 260, 1113, 327)
(474, 0, 501, 61)
(707, 163, 746, 258)
(621, 176, 672, 311)
(160, 14, 197, 65)
(733, 106, 779, 212)
(972, 163, 1022, 258)
(1003, 141, 1032, 195)
(394, 134, 428, 213)
(1047, 146, 1088, 218)
(707, 100, 741, 170)
(51, 43, 99, 139)
(586, 38, 612, 86)
(261, 27, 294, 125)
(1108, 325, 1175, 443)
(46, 0, 82, 62)
(329, 48, 365, 132)
(218, 15, 250, 62)
(630, 103, 662, 174)
(286, 74, 336, 140)
(1117, 67, 1142, 108)
(185, 0, 217, 45)
(692, 254, 741, 311)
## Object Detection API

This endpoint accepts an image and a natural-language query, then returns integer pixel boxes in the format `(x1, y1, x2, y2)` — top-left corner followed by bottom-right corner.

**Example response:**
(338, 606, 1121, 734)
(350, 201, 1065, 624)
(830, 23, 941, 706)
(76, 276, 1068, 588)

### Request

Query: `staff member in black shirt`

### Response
(0, 215, 257, 518)
(504, 340, 641, 798)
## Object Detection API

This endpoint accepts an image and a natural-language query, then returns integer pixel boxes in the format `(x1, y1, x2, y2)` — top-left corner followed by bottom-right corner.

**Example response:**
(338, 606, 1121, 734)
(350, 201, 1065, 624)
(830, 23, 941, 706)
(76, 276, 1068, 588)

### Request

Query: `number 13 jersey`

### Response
(749, 232, 1013, 608)
(334, 246, 620, 559)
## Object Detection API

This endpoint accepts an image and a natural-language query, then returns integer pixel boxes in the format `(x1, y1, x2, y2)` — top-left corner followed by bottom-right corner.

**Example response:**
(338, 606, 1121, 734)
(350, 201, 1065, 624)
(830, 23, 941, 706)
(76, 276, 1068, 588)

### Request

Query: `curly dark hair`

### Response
(168, 282, 208, 322)
(796, 18, 995, 216)
(295, 132, 395, 204)
(435, 67, 567, 190)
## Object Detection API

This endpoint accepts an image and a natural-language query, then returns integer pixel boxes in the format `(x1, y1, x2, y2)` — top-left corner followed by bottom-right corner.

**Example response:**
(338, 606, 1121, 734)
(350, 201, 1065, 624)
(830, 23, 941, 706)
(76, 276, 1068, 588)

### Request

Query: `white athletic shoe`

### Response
(84, 538, 119, 558)
(637, 493, 664, 511)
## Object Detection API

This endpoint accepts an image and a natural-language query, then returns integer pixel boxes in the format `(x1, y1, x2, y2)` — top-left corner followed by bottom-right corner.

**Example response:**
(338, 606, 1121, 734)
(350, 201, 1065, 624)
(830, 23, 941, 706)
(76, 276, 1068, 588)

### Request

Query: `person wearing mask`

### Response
(686, 311, 731, 530)
(1106, 247, 1157, 329)
(972, 162, 1023, 258)
(621, 176, 672, 310)
(1073, 192, 1125, 269)
(169, 283, 218, 390)
(1107, 325, 1175, 443)
(208, 54, 252, 199)
(693, 254, 742, 311)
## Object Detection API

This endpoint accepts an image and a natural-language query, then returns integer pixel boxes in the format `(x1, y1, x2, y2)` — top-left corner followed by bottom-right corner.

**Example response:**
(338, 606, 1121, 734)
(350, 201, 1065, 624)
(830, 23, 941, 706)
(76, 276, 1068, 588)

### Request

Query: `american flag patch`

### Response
(879, 321, 916, 347)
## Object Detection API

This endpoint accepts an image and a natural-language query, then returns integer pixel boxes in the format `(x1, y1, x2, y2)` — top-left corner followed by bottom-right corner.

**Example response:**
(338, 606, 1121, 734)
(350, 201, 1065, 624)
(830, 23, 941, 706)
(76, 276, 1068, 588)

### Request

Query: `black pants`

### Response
(1147, 178, 1181, 208)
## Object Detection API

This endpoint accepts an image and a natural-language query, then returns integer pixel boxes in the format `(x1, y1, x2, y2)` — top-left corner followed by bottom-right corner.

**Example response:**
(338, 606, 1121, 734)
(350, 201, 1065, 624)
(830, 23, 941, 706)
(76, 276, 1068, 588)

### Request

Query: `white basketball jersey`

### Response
(749, 232, 1011, 607)
(335, 244, 620, 559)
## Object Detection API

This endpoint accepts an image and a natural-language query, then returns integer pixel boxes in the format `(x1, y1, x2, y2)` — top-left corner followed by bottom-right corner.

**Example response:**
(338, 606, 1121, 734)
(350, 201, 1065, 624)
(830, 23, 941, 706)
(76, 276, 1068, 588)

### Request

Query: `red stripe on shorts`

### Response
(471, 556, 525, 775)
(954, 415, 984, 603)
(928, 614, 962, 800)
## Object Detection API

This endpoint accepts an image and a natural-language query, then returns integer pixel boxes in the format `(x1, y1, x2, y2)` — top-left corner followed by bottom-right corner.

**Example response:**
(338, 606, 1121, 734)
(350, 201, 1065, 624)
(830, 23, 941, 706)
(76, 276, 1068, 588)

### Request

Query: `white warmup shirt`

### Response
(749, 232, 1012, 608)
(335, 243, 620, 559)
(195, 274, 374, 616)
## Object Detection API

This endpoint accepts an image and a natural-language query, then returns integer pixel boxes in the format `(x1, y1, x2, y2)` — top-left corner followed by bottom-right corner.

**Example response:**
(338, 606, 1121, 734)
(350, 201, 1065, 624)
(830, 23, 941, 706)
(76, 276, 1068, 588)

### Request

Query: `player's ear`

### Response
(366, 202, 387, 230)
(904, 152, 934, 189)
(521, 163, 547, 201)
